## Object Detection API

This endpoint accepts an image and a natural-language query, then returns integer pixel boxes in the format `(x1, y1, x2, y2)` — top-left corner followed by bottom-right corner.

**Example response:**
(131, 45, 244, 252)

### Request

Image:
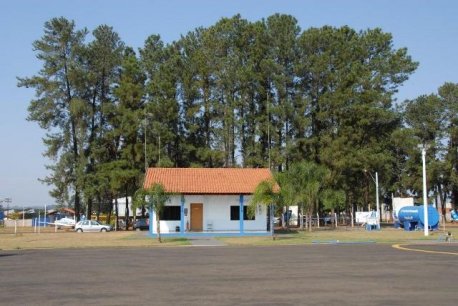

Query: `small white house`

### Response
(144, 168, 277, 237)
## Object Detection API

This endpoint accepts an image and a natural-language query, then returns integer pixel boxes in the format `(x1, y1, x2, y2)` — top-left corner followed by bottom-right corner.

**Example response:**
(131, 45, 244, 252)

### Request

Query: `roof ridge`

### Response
(144, 167, 275, 194)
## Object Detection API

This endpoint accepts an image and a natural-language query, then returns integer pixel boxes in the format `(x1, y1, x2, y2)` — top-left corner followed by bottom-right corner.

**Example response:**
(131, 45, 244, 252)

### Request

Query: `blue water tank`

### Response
(398, 206, 439, 230)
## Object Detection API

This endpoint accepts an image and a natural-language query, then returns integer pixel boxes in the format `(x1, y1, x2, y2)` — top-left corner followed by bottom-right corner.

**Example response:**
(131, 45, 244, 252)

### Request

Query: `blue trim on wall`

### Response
(180, 195, 185, 234)
(239, 194, 244, 234)
(147, 232, 270, 238)
(149, 207, 153, 234)
(270, 203, 274, 236)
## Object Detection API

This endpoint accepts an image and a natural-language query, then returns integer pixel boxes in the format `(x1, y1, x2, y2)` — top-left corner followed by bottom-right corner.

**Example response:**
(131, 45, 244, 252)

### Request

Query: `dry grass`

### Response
(0, 229, 189, 250)
(1, 224, 457, 250)
(218, 226, 458, 246)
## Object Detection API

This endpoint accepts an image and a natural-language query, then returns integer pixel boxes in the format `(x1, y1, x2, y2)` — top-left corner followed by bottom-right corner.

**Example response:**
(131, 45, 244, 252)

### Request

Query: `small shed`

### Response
(143, 168, 277, 237)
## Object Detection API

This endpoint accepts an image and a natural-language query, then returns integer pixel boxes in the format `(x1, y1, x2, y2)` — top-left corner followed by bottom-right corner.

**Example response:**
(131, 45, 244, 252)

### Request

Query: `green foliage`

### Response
(250, 179, 279, 207)
(133, 183, 170, 212)
(289, 161, 330, 214)
(133, 183, 171, 242)
(321, 189, 346, 211)
(22, 14, 434, 217)
(248, 178, 279, 222)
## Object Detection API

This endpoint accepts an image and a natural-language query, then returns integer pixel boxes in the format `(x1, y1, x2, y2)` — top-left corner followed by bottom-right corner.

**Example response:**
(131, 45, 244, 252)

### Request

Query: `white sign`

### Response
(355, 211, 378, 224)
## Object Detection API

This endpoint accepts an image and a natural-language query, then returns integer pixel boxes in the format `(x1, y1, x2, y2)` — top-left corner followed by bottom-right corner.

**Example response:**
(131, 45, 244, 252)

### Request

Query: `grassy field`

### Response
(219, 226, 458, 246)
(1, 225, 457, 250)
(0, 229, 189, 250)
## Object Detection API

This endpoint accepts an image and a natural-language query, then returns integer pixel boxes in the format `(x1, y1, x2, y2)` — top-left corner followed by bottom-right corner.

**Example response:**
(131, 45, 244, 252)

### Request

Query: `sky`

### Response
(0, 0, 457, 208)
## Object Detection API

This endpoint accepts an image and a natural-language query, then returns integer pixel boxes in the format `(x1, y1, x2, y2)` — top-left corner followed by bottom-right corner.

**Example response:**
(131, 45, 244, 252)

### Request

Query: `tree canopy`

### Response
(19, 14, 458, 221)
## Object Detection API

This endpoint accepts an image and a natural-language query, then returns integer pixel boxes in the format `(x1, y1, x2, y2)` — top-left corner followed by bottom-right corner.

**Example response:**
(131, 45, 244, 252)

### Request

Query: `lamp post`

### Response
(375, 172, 380, 229)
(420, 145, 429, 236)
(365, 170, 380, 229)
(144, 113, 162, 170)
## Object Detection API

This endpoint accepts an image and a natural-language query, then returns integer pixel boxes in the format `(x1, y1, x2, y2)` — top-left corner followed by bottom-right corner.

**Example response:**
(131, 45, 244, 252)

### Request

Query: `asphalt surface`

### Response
(188, 237, 227, 246)
(0, 244, 457, 306)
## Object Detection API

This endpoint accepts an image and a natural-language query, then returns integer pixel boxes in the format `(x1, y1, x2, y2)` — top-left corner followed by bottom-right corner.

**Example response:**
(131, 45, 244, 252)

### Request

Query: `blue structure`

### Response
(396, 205, 439, 231)
(239, 195, 244, 234)
(451, 209, 458, 222)
(32, 217, 51, 227)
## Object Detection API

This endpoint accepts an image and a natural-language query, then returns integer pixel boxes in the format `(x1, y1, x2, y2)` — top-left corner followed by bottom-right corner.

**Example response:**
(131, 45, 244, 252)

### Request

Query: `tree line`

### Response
(19, 14, 458, 222)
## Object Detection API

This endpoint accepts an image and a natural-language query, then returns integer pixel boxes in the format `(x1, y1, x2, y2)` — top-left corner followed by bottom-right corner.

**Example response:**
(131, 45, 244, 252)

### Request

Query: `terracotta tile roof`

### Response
(144, 168, 276, 194)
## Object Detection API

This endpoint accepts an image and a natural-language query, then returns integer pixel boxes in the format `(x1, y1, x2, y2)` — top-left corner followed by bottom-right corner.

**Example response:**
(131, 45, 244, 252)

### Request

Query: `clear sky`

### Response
(0, 0, 457, 208)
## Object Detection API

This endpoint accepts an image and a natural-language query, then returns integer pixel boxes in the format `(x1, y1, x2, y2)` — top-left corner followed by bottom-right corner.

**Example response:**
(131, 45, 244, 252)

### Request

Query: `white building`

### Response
(113, 197, 143, 218)
(392, 197, 415, 219)
(144, 168, 277, 237)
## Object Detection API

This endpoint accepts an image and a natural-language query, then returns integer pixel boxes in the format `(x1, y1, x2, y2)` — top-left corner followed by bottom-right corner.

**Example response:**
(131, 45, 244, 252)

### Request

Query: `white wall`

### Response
(113, 197, 145, 217)
(3, 219, 33, 227)
(151, 194, 267, 233)
(285, 206, 299, 226)
(392, 197, 414, 219)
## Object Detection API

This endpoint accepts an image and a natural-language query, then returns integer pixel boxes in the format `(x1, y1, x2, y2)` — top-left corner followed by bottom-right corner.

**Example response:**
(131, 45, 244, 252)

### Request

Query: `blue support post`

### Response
(180, 195, 185, 234)
(270, 203, 274, 236)
(239, 195, 244, 235)
(149, 206, 154, 235)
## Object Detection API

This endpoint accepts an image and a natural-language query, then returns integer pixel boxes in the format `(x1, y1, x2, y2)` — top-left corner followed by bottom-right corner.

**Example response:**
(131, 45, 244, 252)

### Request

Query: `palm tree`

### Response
(275, 171, 298, 229)
(289, 161, 329, 231)
(249, 179, 280, 238)
(133, 183, 170, 242)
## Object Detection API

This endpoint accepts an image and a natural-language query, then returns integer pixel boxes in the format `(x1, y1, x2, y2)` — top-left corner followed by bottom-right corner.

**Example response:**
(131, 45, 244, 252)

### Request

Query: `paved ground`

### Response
(188, 236, 227, 246)
(0, 243, 457, 306)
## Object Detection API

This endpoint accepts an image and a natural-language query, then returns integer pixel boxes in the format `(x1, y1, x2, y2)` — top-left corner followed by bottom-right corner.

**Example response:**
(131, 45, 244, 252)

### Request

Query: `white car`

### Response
(75, 220, 112, 232)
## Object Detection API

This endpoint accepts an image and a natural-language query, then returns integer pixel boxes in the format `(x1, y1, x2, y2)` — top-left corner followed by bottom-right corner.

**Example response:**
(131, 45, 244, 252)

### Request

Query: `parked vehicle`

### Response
(116, 219, 126, 230)
(75, 220, 112, 232)
(133, 219, 149, 231)
(50, 217, 76, 229)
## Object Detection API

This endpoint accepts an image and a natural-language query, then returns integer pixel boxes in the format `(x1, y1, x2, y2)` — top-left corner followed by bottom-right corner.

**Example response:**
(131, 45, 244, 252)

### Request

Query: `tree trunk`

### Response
(106, 195, 112, 225)
(115, 198, 119, 231)
(437, 184, 447, 222)
(331, 208, 335, 228)
(156, 217, 161, 243)
(300, 206, 304, 230)
(87, 198, 92, 220)
(308, 213, 312, 232)
(125, 194, 129, 231)
(141, 205, 146, 218)
(75, 190, 81, 221)
(96, 195, 102, 222)
(286, 205, 290, 230)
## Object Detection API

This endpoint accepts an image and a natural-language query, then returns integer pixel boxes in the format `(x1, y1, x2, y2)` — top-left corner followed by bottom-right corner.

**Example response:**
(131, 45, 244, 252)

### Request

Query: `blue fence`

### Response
(32, 217, 50, 227)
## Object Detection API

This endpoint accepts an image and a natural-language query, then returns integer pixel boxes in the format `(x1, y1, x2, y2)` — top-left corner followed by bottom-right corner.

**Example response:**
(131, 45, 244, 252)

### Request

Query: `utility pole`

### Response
(267, 89, 271, 169)
(375, 172, 380, 229)
(364, 170, 380, 229)
(421, 145, 429, 236)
